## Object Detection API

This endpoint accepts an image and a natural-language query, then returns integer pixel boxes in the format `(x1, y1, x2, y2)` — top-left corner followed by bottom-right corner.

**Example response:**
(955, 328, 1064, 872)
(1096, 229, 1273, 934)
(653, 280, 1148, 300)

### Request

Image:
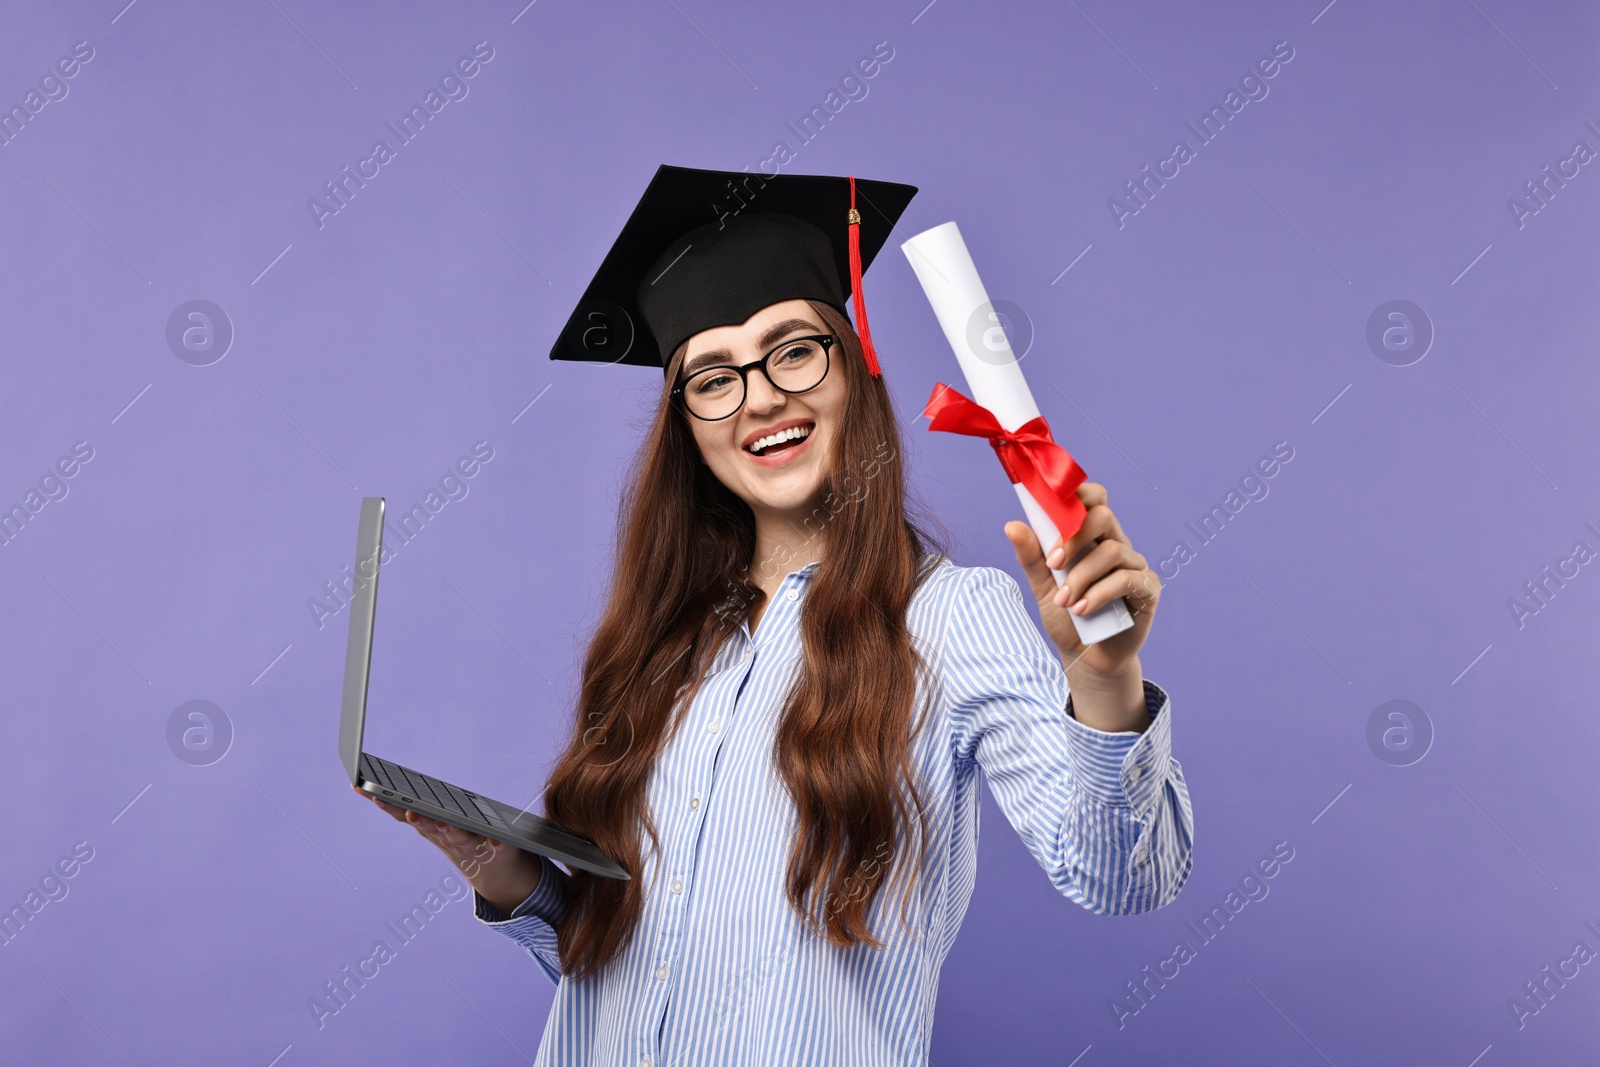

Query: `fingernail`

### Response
(1072, 597, 1088, 614)
(1047, 547, 1065, 567)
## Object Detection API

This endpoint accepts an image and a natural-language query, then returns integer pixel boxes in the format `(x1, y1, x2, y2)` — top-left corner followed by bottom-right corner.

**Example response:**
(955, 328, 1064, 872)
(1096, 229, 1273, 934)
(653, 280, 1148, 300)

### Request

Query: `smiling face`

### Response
(674, 298, 848, 536)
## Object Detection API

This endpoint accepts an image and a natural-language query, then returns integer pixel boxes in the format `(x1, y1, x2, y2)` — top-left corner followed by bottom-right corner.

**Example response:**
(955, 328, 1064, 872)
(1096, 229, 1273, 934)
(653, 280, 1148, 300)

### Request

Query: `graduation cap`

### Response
(550, 164, 917, 377)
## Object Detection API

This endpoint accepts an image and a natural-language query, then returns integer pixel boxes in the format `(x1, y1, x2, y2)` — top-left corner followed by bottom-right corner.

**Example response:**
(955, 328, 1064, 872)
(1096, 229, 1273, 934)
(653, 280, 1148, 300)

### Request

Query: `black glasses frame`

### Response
(670, 334, 836, 422)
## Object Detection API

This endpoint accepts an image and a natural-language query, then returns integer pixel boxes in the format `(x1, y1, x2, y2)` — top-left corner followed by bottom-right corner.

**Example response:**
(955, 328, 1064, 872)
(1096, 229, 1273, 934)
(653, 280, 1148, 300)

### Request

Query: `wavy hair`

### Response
(542, 299, 953, 979)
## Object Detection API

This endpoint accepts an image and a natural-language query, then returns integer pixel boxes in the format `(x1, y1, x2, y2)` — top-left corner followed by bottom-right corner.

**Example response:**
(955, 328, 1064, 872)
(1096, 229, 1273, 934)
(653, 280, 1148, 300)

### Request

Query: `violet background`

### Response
(2, 0, 1597, 1063)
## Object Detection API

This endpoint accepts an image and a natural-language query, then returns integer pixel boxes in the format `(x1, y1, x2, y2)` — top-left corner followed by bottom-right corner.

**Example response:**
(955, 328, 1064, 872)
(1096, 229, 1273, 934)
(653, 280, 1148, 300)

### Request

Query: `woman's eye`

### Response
(694, 374, 732, 393)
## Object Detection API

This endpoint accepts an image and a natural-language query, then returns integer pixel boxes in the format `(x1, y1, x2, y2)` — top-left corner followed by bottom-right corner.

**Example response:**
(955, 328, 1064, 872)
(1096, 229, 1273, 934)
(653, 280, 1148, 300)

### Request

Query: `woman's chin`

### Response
(734, 441, 828, 506)
(744, 481, 822, 514)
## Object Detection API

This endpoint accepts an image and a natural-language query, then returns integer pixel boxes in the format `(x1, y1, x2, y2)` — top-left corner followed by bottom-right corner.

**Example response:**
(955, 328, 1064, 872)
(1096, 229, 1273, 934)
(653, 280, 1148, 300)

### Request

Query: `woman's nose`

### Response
(743, 370, 785, 412)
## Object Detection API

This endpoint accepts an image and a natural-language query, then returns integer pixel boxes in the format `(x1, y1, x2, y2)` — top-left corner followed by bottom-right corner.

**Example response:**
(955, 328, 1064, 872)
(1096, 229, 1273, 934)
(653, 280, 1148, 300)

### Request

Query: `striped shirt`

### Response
(475, 556, 1194, 1066)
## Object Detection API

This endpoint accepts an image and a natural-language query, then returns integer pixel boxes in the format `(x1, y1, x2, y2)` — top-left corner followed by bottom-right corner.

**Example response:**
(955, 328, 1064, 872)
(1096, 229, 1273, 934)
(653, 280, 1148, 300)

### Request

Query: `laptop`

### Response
(340, 496, 629, 880)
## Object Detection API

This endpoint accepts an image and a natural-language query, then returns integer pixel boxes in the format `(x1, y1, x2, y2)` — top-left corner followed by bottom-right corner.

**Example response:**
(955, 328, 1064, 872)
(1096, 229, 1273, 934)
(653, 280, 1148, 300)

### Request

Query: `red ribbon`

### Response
(922, 382, 1088, 539)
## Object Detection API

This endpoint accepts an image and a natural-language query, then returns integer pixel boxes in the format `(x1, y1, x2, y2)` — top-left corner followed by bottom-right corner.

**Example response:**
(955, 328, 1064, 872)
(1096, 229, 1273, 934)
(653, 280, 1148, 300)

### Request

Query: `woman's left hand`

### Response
(1004, 481, 1161, 679)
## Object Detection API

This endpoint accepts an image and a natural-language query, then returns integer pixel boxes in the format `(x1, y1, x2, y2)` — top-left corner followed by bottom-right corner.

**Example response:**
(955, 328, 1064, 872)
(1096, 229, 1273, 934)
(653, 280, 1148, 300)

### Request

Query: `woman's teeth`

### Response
(748, 424, 812, 455)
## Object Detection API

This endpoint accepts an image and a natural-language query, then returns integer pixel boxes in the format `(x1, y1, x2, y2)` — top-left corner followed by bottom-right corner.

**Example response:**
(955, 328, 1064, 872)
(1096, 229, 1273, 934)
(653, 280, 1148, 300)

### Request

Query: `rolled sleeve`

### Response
(472, 852, 569, 985)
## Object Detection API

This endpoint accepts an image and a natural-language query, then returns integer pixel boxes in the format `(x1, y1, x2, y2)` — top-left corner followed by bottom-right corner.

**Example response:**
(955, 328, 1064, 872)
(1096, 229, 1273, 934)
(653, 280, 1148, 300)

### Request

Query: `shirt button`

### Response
(1127, 765, 1144, 783)
(640, 1059, 651, 1067)
(689, 796, 700, 810)
(785, 589, 798, 602)
(1132, 846, 1148, 864)
(742, 650, 753, 662)
(656, 964, 669, 981)
(707, 720, 720, 733)
(672, 879, 684, 894)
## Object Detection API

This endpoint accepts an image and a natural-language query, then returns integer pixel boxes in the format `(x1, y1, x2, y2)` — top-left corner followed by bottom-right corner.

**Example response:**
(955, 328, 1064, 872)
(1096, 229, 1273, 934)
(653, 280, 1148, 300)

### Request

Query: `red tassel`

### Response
(847, 175, 883, 378)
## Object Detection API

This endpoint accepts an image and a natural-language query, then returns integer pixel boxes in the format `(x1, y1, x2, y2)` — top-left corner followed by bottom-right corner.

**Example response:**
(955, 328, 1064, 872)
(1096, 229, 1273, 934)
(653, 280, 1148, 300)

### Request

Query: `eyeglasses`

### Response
(671, 334, 835, 422)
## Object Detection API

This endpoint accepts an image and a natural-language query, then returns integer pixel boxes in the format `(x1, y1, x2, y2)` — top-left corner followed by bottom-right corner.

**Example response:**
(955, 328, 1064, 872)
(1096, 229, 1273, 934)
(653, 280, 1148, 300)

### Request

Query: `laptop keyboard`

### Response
(361, 753, 512, 830)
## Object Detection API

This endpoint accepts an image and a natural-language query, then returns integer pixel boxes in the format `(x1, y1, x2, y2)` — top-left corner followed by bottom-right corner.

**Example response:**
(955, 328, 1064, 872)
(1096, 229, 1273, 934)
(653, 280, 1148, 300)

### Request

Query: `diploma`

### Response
(900, 220, 1134, 646)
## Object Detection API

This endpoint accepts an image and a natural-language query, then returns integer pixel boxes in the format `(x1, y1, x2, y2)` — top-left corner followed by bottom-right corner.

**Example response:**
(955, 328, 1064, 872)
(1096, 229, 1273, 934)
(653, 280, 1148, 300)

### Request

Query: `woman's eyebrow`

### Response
(682, 319, 822, 375)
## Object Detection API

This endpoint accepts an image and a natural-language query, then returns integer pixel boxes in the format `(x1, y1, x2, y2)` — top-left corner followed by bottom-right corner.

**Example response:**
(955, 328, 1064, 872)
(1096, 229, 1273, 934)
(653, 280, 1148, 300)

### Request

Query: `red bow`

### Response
(922, 382, 1088, 540)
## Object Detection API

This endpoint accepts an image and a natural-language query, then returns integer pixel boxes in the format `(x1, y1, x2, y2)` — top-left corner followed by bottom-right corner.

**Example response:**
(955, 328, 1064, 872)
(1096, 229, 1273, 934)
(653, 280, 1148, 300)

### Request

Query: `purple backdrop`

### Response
(2, 0, 1597, 1063)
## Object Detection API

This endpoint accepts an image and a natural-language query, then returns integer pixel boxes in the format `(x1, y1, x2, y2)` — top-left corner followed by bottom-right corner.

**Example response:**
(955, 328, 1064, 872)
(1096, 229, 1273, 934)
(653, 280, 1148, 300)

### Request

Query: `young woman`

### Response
(356, 166, 1193, 1065)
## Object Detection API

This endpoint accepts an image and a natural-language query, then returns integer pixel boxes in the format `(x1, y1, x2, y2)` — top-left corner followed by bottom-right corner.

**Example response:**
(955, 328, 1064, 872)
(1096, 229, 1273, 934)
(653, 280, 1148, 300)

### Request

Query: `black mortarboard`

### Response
(550, 164, 917, 377)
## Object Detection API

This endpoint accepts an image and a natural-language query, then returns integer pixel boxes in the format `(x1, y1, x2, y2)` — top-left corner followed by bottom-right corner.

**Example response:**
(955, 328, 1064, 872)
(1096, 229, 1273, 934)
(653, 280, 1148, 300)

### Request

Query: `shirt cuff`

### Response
(1063, 678, 1173, 812)
(472, 853, 567, 926)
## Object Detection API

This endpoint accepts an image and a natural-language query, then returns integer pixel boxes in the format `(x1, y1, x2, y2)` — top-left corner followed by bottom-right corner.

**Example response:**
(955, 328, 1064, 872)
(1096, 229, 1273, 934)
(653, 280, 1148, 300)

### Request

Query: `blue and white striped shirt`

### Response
(475, 556, 1193, 1066)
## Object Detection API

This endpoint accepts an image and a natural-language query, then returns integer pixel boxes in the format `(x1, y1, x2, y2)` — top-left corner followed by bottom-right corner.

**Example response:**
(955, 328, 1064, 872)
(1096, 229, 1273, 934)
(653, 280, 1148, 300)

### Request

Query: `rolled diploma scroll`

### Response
(901, 220, 1134, 646)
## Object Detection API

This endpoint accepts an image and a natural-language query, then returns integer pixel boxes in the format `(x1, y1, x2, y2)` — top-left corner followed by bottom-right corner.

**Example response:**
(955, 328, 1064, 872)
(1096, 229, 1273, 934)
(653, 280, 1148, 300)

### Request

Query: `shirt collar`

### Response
(791, 553, 948, 581)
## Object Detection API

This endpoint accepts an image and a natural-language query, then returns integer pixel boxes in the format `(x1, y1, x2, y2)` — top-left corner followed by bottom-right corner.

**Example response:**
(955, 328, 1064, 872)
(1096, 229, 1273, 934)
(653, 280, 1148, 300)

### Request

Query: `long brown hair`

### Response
(542, 299, 953, 979)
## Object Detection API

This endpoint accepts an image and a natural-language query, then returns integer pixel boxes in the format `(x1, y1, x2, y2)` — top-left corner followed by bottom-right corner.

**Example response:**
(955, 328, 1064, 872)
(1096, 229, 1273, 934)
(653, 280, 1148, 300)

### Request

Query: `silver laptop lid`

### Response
(338, 497, 385, 784)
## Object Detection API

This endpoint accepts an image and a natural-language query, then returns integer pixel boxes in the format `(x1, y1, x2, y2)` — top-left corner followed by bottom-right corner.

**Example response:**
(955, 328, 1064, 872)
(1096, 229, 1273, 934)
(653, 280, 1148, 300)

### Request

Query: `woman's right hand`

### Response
(351, 785, 543, 916)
